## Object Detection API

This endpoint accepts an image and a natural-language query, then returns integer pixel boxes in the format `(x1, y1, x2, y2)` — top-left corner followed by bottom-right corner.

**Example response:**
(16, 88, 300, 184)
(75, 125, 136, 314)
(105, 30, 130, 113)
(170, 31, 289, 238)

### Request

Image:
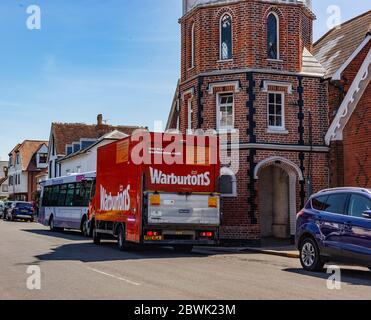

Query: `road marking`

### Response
(86, 267, 141, 286)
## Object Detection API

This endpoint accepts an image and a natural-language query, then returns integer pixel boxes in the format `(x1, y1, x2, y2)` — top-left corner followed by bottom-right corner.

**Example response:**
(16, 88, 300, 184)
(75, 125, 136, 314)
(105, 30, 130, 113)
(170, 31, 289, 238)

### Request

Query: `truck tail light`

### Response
(208, 196, 218, 208)
(149, 194, 161, 206)
(146, 231, 161, 237)
(200, 231, 213, 238)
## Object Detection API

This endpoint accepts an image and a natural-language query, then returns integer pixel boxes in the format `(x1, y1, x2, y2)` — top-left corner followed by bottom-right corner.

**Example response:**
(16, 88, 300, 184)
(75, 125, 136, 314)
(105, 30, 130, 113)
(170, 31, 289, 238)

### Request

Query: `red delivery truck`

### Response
(89, 131, 220, 252)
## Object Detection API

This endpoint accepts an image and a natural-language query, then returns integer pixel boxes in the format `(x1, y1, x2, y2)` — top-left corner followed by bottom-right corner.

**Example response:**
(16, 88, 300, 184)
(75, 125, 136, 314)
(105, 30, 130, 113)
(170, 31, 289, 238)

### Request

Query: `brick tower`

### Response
(169, 0, 329, 245)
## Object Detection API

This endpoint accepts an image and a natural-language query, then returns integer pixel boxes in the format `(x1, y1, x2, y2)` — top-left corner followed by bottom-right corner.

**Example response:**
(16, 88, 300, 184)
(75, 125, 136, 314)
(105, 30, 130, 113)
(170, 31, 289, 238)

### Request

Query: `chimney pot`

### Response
(97, 114, 103, 126)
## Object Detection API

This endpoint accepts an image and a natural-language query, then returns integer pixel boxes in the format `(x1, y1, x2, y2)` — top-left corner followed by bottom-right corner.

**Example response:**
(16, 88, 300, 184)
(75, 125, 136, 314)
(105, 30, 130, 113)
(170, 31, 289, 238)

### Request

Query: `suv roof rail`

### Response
(318, 187, 371, 194)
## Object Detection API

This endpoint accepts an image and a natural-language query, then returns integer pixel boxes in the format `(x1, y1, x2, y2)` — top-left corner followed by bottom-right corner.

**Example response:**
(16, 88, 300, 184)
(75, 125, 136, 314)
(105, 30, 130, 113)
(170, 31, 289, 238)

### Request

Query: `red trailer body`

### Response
(90, 132, 220, 250)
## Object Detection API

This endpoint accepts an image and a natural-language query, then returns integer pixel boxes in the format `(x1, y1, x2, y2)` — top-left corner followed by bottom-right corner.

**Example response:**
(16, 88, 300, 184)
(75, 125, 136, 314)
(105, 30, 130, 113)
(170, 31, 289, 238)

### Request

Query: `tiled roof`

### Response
(52, 123, 143, 156)
(313, 10, 371, 78)
(9, 141, 49, 171)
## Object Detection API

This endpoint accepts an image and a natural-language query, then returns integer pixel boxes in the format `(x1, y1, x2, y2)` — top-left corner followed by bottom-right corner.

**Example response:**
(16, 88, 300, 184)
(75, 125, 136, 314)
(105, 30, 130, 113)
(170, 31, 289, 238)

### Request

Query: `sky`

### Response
(0, 0, 370, 160)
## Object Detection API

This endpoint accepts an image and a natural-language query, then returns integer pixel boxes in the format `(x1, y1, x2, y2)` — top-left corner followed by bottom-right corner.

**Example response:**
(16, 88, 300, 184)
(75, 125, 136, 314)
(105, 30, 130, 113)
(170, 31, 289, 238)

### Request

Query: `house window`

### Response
(217, 93, 234, 130)
(39, 153, 47, 164)
(187, 99, 193, 133)
(268, 92, 285, 130)
(267, 13, 279, 60)
(220, 14, 232, 60)
(191, 22, 195, 68)
(2, 184, 8, 192)
(219, 167, 237, 197)
(16, 153, 20, 165)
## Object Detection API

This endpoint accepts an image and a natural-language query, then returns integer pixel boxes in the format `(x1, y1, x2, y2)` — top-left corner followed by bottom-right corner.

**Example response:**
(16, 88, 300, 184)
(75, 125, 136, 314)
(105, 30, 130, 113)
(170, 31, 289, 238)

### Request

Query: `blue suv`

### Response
(296, 188, 371, 271)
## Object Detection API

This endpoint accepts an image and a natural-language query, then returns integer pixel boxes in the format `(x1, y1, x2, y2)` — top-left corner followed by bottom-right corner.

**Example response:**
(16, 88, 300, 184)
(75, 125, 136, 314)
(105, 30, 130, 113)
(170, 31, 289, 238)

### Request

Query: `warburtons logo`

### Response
(100, 185, 130, 211)
(149, 167, 211, 186)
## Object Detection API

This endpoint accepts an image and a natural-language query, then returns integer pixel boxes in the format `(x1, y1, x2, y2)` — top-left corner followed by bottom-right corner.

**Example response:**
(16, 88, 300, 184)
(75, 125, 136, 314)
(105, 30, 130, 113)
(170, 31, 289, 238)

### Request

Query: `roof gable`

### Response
(325, 48, 371, 145)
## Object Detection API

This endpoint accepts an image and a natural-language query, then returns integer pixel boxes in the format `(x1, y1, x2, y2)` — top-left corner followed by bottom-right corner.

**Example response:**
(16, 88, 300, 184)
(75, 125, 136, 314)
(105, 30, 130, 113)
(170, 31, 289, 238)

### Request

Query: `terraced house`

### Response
(167, 0, 330, 245)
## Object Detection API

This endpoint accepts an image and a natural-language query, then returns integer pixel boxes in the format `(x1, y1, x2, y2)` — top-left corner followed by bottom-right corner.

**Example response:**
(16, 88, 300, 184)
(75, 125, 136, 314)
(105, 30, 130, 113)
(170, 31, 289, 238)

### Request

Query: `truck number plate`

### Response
(144, 236, 163, 241)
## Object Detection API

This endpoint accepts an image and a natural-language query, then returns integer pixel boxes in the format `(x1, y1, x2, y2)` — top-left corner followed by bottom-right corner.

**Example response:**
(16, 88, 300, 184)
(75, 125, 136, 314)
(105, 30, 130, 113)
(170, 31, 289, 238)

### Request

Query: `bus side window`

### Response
(90, 180, 96, 199)
(74, 183, 84, 207)
(51, 186, 60, 206)
(82, 181, 93, 206)
(58, 185, 67, 207)
(65, 184, 76, 207)
(42, 187, 51, 206)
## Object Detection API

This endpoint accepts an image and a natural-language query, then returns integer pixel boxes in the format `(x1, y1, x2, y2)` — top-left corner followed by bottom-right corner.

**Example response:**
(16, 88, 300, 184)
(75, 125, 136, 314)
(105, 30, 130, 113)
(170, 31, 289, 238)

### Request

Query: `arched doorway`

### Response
(255, 157, 303, 239)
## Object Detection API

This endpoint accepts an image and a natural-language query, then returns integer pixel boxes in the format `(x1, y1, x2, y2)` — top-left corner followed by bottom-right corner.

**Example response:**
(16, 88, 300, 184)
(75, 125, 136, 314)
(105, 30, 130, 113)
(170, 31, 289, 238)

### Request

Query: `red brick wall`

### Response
(180, 0, 315, 82)
(328, 43, 371, 188)
(343, 83, 371, 187)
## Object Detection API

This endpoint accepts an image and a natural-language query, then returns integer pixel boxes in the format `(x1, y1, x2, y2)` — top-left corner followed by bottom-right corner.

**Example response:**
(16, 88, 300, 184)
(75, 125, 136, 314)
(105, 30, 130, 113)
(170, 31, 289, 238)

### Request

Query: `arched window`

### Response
(191, 22, 195, 68)
(219, 167, 237, 197)
(267, 13, 279, 60)
(220, 14, 232, 60)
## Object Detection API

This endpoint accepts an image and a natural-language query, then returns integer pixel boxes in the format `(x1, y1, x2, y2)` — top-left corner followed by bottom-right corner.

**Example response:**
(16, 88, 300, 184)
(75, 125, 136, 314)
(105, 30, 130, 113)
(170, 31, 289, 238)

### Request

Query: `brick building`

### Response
(314, 11, 371, 189)
(167, 0, 330, 244)
(7, 141, 49, 201)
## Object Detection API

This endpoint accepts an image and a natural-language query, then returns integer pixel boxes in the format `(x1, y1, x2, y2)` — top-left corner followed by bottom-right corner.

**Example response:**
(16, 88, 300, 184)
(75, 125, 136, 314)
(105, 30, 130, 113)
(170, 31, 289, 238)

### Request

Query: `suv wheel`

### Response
(300, 237, 324, 272)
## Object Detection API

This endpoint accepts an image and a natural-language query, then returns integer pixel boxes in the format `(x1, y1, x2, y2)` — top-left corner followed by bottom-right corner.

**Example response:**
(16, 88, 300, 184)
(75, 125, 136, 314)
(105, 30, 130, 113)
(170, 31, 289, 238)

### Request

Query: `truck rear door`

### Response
(147, 192, 220, 226)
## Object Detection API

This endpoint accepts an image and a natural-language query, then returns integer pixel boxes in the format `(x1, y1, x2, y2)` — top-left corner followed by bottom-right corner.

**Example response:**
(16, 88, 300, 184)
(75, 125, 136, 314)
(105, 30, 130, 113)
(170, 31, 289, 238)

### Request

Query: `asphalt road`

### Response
(0, 220, 370, 300)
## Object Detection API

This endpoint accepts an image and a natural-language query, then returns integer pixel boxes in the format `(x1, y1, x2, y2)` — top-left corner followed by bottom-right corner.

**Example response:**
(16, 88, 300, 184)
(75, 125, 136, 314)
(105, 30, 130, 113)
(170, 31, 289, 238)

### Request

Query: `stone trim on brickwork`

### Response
(261, 80, 293, 94)
(325, 49, 371, 145)
(207, 80, 241, 94)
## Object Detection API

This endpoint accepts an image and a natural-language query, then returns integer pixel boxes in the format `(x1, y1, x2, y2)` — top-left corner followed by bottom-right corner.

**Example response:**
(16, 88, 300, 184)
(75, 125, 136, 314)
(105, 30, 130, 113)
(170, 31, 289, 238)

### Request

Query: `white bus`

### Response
(39, 172, 96, 234)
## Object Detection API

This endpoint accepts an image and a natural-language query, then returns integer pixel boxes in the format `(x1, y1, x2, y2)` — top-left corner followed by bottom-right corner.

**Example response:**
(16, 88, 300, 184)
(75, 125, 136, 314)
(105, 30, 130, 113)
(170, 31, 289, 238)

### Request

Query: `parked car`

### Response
(296, 187, 371, 272)
(3, 201, 14, 220)
(6, 201, 35, 222)
(0, 201, 4, 218)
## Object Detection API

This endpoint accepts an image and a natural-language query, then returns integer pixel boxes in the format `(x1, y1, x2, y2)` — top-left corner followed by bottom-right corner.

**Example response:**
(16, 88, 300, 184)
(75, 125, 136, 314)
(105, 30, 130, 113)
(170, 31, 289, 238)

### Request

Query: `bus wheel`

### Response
(174, 245, 194, 253)
(49, 216, 56, 231)
(93, 226, 101, 245)
(117, 225, 127, 251)
(81, 217, 88, 237)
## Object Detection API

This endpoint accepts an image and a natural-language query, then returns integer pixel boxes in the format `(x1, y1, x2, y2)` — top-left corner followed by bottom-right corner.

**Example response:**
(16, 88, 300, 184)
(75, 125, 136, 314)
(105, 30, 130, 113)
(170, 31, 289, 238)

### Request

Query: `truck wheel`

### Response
(117, 225, 127, 251)
(174, 245, 194, 253)
(300, 237, 324, 272)
(93, 226, 101, 245)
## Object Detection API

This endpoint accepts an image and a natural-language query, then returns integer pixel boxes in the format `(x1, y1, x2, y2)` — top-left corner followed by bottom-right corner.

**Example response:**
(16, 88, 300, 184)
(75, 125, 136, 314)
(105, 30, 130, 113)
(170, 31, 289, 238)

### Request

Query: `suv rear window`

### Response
(16, 203, 32, 209)
(323, 194, 348, 215)
(311, 196, 327, 210)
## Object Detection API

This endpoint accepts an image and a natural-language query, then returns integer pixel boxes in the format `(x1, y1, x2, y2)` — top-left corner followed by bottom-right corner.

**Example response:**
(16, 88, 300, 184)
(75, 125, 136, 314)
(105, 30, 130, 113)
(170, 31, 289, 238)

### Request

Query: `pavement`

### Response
(0, 220, 370, 300)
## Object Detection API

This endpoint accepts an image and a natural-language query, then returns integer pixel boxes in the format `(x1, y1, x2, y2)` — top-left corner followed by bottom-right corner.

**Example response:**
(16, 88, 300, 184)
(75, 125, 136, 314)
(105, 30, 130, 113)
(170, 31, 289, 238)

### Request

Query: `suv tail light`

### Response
(296, 210, 305, 219)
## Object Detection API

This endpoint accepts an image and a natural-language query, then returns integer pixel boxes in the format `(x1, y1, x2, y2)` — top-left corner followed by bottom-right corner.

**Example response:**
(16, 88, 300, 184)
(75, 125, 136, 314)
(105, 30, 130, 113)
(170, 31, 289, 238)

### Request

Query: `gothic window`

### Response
(220, 14, 232, 60)
(267, 13, 279, 60)
(187, 98, 193, 133)
(191, 22, 195, 68)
